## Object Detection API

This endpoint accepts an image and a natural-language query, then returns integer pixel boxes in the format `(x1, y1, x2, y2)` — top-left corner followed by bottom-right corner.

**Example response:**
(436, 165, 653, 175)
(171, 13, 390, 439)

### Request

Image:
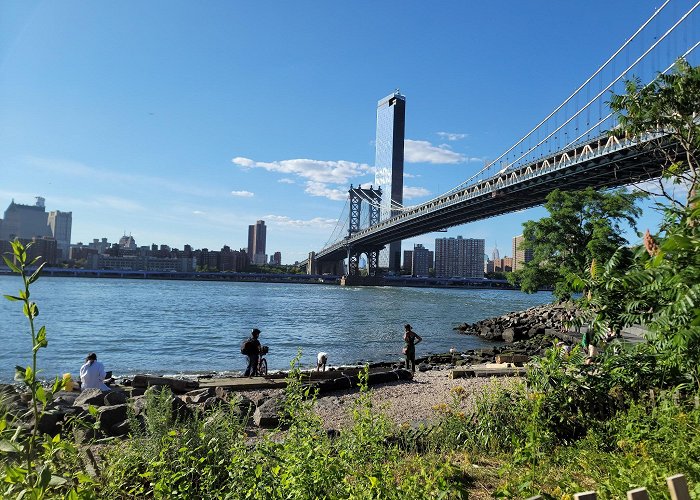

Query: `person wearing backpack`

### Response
(242, 328, 262, 377)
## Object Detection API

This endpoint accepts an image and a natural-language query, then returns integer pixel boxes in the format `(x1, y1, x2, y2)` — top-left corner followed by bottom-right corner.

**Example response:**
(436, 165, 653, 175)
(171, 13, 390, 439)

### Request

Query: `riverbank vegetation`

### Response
(2, 60, 699, 498)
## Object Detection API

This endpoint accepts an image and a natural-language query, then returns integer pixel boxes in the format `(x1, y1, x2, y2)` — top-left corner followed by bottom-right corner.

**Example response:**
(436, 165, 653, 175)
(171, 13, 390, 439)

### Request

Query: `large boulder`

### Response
(104, 390, 128, 406)
(74, 388, 108, 407)
(253, 397, 286, 429)
(97, 404, 128, 432)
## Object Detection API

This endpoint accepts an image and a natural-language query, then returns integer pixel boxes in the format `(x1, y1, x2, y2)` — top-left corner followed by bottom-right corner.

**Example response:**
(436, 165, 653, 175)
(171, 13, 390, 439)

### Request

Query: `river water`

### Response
(0, 276, 553, 382)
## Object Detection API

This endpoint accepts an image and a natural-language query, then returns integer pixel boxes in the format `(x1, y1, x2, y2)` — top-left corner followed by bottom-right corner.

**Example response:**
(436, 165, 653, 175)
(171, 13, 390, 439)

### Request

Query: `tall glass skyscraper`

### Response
(374, 90, 405, 273)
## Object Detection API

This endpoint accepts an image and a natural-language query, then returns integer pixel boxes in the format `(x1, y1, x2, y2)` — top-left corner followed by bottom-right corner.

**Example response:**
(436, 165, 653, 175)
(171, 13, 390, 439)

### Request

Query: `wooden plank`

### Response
(574, 492, 597, 500)
(627, 487, 649, 500)
(667, 474, 691, 500)
(495, 354, 529, 364)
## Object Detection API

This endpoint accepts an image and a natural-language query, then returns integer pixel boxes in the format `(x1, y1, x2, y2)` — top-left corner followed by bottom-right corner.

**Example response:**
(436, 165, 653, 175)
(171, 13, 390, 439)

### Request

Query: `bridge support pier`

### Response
(347, 246, 381, 278)
(307, 251, 344, 276)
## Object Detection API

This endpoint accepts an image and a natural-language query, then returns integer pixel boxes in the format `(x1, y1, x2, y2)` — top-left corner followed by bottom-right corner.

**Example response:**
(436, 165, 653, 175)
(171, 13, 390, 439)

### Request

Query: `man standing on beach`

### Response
(242, 328, 262, 377)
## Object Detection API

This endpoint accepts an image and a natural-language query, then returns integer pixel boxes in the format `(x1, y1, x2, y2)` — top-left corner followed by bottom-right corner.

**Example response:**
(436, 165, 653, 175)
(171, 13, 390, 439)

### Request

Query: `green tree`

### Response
(609, 58, 700, 208)
(513, 187, 643, 299)
(570, 60, 700, 387)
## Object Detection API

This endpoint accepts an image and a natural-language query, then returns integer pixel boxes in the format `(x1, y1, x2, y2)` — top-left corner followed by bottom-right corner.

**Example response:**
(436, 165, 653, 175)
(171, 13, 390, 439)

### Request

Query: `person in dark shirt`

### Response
(403, 324, 422, 373)
(243, 328, 262, 377)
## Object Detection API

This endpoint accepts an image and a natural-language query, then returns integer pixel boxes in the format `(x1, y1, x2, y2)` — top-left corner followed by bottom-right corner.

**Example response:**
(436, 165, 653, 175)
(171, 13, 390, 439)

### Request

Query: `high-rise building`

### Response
(403, 250, 413, 274)
(374, 90, 406, 273)
(47, 210, 72, 259)
(272, 251, 282, 266)
(434, 236, 485, 278)
(412, 244, 434, 277)
(247, 220, 267, 265)
(0, 198, 52, 241)
(119, 234, 137, 250)
(512, 235, 534, 271)
(491, 244, 500, 262)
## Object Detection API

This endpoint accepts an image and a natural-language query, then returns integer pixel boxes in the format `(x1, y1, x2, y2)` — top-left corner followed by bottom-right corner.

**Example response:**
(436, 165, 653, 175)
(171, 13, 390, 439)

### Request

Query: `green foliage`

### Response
(513, 187, 643, 299)
(95, 362, 464, 499)
(570, 195, 700, 388)
(609, 59, 700, 206)
(2, 239, 69, 495)
(497, 389, 700, 498)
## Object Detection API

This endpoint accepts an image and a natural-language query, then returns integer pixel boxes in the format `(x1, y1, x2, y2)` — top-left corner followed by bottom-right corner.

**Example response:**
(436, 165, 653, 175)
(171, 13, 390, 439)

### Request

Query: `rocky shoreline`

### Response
(454, 301, 581, 347)
(1, 302, 579, 441)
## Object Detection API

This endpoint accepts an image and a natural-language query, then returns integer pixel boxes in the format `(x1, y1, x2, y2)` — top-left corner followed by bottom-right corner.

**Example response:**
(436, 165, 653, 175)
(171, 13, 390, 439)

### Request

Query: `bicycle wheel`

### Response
(258, 358, 268, 376)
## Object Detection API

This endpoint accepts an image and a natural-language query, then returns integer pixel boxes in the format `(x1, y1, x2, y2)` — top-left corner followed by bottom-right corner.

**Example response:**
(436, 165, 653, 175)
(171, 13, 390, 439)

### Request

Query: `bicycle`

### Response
(257, 345, 269, 376)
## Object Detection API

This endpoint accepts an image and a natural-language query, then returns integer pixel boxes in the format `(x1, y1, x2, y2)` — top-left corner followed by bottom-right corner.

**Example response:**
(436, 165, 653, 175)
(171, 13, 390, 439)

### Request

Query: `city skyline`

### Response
(1, 2, 671, 263)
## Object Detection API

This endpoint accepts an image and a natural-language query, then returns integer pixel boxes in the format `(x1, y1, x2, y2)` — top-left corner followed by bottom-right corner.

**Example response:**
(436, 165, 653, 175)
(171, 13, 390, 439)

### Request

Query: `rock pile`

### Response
(0, 368, 416, 441)
(454, 302, 580, 344)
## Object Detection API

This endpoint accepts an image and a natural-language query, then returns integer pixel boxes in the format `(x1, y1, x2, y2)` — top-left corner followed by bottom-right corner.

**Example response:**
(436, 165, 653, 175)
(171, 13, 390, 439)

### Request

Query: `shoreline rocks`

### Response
(454, 301, 579, 344)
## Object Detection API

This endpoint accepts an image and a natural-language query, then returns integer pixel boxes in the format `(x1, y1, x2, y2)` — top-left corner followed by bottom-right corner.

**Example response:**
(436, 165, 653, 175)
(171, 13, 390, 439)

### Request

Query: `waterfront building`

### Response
(247, 220, 267, 266)
(47, 210, 72, 259)
(119, 234, 137, 250)
(512, 235, 534, 271)
(0, 236, 57, 266)
(87, 254, 195, 272)
(0, 197, 52, 241)
(89, 238, 111, 254)
(219, 245, 246, 272)
(374, 90, 406, 273)
(272, 251, 282, 266)
(69, 243, 98, 261)
(502, 256, 514, 272)
(434, 236, 485, 278)
(412, 244, 433, 277)
(197, 248, 219, 271)
(403, 250, 413, 274)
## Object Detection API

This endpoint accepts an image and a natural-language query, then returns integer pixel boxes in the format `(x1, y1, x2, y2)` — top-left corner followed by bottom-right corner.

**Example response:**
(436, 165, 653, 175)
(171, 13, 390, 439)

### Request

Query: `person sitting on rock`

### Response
(80, 352, 110, 391)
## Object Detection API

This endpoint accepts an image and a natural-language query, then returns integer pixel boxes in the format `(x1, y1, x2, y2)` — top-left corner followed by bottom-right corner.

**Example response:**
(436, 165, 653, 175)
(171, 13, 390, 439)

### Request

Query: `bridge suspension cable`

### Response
(503, 1, 700, 173)
(320, 0, 700, 252)
(442, 0, 698, 197)
(562, 38, 700, 153)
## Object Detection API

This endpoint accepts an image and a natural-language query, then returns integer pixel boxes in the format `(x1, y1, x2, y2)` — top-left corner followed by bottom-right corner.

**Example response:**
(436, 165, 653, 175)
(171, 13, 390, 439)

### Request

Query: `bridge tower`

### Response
(347, 185, 382, 277)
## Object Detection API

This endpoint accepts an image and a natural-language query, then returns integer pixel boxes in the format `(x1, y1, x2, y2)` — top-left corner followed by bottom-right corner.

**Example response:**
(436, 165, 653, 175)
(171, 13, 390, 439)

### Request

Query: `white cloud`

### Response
(231, 190, 254, 198)
(403, 172, 419, 179)
(231, 157, 254, 168)
(193, 210, 206, 215)
(304, 182, 348, 201)
(263, 214, 338, 229)
(232, 156, 372, 184)
(404, 140, 466, 164)
(278, 178, 295, 184)
(437, 132, 468, 141)
(403, 186, 431, 199)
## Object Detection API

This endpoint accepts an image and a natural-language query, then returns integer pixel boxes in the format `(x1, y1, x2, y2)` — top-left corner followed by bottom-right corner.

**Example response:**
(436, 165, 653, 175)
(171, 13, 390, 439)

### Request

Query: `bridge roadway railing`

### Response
(313, 132, 670, 261)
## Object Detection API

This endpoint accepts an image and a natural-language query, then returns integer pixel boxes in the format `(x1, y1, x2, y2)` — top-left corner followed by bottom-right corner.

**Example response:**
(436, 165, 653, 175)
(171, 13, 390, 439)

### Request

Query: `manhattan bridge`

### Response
(305, 1, 700, 280)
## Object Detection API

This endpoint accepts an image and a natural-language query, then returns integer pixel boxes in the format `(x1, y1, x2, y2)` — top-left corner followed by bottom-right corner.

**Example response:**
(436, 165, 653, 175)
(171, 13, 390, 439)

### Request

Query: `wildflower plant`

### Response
(2, 240, 67, 495)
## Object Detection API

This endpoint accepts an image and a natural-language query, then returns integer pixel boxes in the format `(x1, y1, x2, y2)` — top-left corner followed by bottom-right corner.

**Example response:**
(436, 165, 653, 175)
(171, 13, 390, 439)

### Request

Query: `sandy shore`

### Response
(312, 367, 516, 430)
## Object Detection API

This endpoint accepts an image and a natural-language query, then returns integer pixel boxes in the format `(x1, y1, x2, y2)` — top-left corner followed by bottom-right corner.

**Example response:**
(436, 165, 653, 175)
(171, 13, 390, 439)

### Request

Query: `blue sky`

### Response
(0, 1, 694, 263)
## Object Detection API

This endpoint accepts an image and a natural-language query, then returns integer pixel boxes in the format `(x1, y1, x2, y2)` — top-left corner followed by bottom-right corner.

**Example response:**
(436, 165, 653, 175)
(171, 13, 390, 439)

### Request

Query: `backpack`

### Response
(241, 337, 256, 355)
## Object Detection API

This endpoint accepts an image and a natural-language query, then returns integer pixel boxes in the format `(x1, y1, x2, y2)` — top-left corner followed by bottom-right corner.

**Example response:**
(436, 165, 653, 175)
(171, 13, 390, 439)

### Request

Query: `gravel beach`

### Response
(312, 367, 516, 430)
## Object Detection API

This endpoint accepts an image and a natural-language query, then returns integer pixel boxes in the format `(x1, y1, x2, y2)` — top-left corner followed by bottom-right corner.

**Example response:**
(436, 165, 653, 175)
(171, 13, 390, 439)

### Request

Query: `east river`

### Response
(0, 276, 554, 382)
